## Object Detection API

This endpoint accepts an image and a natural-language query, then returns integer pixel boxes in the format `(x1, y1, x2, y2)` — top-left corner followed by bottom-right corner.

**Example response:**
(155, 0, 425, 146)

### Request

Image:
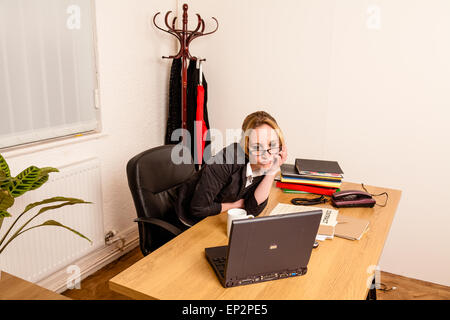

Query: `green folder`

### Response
(281, 189, 311, 194)
(281, 188, 341, 195)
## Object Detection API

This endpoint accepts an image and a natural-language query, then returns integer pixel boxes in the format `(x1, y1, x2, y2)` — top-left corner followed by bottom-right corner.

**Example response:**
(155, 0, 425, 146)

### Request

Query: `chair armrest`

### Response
(134, 217, 183, 236)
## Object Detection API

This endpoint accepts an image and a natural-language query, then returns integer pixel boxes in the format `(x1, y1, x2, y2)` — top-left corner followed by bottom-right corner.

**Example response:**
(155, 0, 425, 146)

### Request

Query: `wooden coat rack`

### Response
(153, 4, 218, 143)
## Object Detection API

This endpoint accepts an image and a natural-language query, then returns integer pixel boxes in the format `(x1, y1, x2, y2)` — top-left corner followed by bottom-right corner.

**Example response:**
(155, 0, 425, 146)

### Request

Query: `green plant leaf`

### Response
(0, 190, 14, 211)
(32, 200, 91, 219)
(0, 175, 14, 183)
(16, 199, 92, 238)
(0, 154, 10, 177)
(29, 167, 58, 191)
(9, 166, 41, 197)
(30, 174, 49, 191)
(37, 167, 59, 177)
(0, 196, 91, 249)
(27, 220, 92, 244)
(0, 219, 92, 254)
(0, 171, 14, 190)
(0, 210, 11, 218)
(23, 196, 90, 215)
(0, 199, 92, 253)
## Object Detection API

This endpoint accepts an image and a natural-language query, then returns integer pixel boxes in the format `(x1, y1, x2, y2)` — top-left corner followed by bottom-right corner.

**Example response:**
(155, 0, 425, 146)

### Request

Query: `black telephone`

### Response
(331, 190, 376, 208)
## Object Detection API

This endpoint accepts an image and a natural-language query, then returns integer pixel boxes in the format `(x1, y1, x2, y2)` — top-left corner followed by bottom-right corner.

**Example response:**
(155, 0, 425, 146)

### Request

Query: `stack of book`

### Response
(276, 159, 344, 196)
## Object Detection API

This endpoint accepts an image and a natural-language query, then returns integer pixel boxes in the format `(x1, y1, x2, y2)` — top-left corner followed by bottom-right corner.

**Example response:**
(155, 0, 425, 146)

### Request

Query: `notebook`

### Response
(335, 215, 370, 240)
(281, 164, 342, 182)
(295, 159, 344, 175)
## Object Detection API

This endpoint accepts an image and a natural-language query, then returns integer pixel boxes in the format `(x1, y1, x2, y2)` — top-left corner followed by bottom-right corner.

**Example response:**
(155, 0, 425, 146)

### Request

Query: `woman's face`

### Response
(247, 124, 281, 170)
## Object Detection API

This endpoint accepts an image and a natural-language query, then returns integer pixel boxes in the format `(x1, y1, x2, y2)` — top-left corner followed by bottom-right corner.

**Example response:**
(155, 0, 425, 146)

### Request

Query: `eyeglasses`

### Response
(249, 146, 280, 156)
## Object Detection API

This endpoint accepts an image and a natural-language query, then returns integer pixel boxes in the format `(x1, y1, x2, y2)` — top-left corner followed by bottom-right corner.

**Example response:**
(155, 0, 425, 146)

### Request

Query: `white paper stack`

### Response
(269, 203, 339, 241)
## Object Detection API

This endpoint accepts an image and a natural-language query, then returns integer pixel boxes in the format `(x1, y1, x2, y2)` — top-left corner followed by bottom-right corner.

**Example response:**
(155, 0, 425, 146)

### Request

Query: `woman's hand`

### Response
(221, 199, 245, 212)
(279, 144, 288, 166)
(233, 199, 245, 209)
(264, 144, 288, 176)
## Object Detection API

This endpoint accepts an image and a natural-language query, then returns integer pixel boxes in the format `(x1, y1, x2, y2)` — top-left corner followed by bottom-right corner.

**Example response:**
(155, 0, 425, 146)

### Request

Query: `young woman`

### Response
(175, 111, 287, 226)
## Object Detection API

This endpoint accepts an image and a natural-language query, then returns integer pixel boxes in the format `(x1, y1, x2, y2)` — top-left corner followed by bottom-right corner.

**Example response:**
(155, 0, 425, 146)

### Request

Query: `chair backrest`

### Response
(126, 145, 195, 227)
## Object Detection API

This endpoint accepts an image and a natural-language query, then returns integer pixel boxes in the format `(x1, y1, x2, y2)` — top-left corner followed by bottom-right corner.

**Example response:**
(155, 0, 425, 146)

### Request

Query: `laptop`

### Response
(205, 210, 322, 288)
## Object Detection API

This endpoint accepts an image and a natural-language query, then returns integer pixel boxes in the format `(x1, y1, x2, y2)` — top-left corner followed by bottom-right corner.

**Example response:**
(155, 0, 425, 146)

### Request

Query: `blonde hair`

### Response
(241, 111, 285, 157)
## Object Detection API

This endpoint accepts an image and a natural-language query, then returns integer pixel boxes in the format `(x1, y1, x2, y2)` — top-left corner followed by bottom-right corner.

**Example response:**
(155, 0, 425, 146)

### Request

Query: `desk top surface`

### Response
(0, 271, 70, 300)
(109, 181, 401, 300)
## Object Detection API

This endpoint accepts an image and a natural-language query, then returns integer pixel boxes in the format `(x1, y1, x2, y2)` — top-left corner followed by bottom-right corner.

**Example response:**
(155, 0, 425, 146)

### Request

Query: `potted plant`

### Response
(0, 154, 92, 258)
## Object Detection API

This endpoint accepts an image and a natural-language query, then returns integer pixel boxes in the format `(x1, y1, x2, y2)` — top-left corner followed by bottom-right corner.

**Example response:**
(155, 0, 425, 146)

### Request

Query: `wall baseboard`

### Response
(37, 225, 140, 294)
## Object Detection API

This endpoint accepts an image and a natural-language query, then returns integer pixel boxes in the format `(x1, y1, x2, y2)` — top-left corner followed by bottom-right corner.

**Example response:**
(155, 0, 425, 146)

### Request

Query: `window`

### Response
(0, 0, 100, 149)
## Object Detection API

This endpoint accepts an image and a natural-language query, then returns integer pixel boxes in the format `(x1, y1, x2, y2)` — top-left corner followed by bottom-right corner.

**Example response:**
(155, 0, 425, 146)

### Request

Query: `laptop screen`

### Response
(226, 211, 322, 279)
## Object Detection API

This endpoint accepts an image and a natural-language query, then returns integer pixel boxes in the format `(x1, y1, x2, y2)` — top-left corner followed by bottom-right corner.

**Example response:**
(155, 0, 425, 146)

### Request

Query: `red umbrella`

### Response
(195, 61, 207, 165)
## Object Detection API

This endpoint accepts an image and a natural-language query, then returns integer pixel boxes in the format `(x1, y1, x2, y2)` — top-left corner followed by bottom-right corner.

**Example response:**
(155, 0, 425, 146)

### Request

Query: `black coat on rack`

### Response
(165, 58, 182, 145)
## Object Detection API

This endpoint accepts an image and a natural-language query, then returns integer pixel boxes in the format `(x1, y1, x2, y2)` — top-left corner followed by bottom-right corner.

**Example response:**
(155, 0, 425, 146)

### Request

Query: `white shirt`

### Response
(245, 162, 264, 188)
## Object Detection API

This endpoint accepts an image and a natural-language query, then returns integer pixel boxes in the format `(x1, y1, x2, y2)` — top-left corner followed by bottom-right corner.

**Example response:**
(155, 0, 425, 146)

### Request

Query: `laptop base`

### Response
(205, 245, 308, 288)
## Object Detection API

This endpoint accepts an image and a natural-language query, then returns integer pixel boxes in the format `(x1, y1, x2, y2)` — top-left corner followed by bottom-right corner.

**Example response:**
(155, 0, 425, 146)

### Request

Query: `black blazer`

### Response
(175, 143, 269, 226)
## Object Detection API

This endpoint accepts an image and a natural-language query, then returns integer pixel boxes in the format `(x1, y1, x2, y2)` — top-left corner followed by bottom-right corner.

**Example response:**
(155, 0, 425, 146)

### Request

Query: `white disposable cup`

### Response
(227, 208, 254, 237)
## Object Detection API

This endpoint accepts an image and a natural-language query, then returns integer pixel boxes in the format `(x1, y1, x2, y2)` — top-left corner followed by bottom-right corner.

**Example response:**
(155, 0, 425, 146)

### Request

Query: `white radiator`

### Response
(0, 157, 104, 283)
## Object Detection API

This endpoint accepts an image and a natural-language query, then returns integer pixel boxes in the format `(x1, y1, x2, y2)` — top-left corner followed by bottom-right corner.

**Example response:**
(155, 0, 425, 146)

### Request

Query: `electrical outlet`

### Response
(104, 230, 118, 242)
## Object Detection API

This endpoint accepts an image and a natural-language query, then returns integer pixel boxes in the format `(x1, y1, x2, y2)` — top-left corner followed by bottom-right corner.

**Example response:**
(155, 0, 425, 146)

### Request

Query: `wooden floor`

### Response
(62, 246, 450, 300)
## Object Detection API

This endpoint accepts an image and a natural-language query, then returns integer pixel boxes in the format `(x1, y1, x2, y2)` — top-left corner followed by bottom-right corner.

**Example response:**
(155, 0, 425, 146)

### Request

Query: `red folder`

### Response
(276, 181, 338, 196)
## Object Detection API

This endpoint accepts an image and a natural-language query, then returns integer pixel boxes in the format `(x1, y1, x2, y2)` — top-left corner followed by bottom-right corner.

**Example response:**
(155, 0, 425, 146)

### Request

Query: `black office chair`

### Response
(126, 145, 196, 256)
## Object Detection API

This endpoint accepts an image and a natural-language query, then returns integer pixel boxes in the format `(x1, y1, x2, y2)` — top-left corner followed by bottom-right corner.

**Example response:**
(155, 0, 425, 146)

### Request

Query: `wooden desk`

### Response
(0, 271, 71, 300)
(109, 182, 401, 300)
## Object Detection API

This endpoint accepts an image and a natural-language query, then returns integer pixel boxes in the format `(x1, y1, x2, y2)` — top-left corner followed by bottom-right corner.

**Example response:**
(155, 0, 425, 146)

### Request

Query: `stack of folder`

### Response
(276, 159, 344, 196)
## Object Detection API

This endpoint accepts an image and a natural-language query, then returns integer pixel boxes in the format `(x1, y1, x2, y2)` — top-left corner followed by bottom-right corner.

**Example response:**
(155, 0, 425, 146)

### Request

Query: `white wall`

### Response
(2, 0, 177, 246)
(183, 0, 450, 286)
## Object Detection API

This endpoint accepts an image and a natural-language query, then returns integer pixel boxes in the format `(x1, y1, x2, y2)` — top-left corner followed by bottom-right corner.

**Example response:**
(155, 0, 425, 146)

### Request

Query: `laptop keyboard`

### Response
(212, 257, 226, 278)
(209, 253, 309, 287)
